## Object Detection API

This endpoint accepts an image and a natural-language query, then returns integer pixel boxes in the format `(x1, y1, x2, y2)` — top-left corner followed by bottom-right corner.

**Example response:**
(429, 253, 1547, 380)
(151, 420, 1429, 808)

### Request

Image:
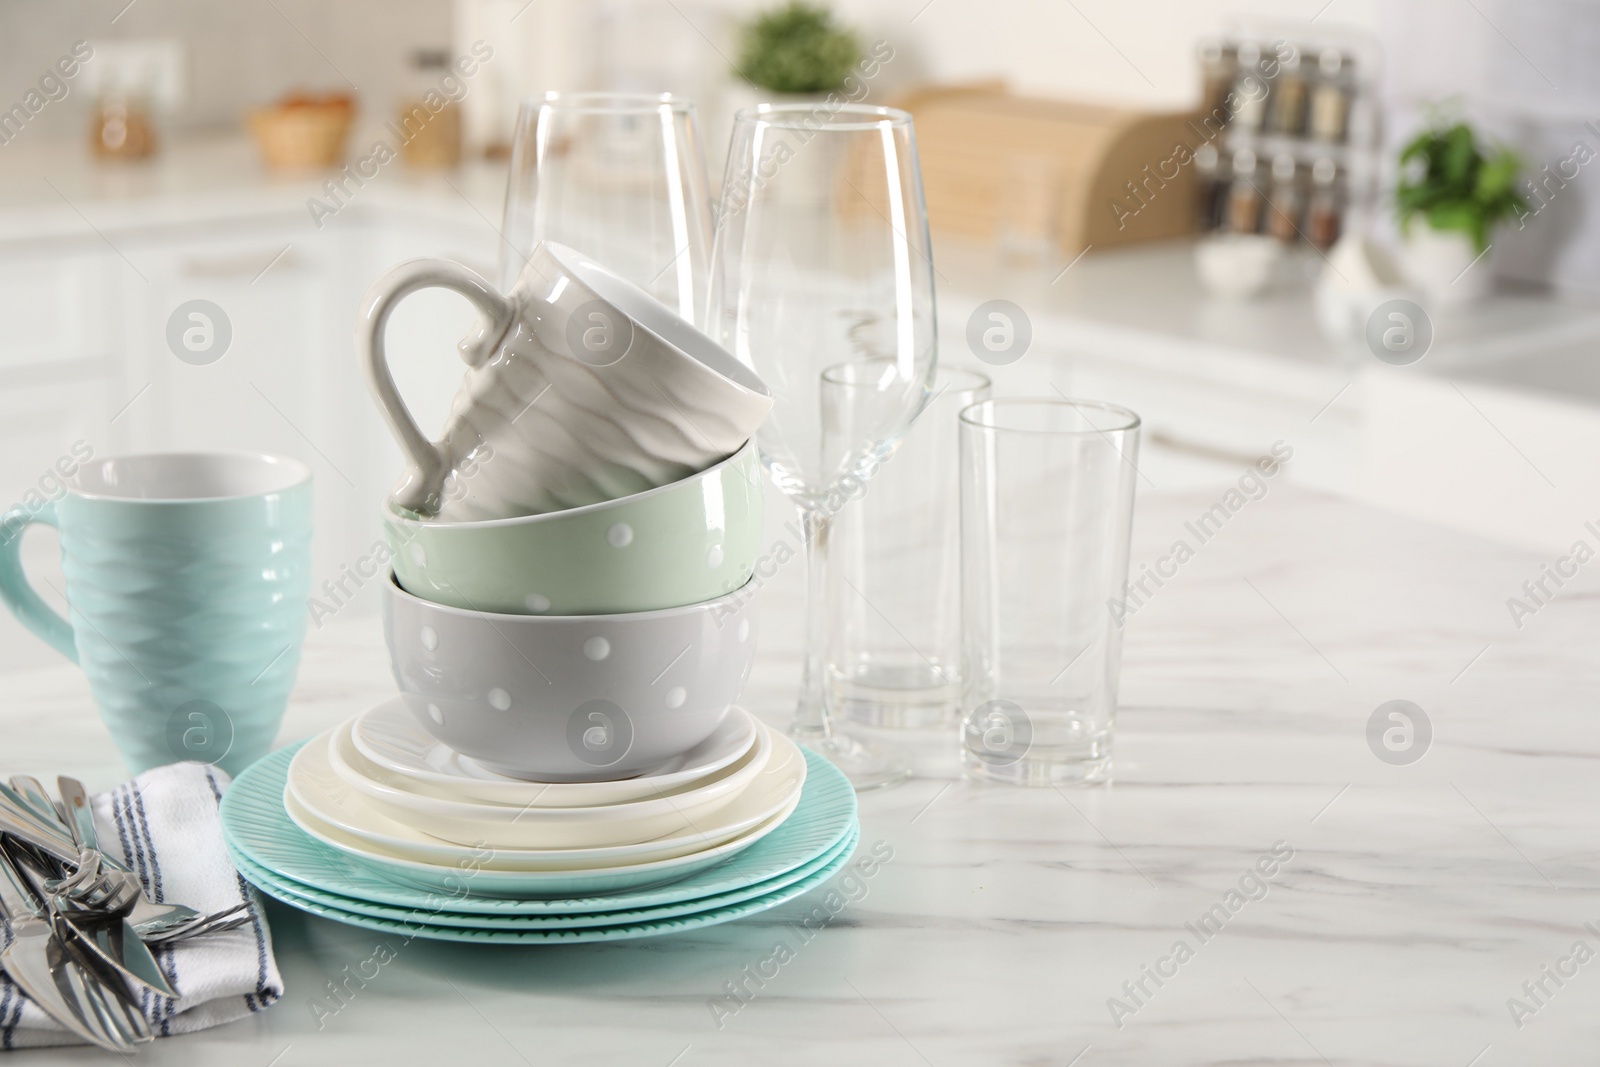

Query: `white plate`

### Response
(327, 717, 772, 849)
(226, 742, 850, 903)
(351, 697, 759, 807)
(284, 724, 806, 872)
(281, 790, 803, 899)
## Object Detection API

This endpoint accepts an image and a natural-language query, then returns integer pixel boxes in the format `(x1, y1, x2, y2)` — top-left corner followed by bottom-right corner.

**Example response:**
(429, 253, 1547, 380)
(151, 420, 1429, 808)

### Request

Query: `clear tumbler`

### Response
(826, 363, 992, 728)
(959, 399, 1141, 785)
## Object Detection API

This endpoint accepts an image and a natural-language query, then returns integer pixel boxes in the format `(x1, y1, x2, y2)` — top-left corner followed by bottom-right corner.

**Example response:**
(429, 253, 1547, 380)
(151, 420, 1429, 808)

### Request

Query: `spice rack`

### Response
(1193, 28, 1381, 251)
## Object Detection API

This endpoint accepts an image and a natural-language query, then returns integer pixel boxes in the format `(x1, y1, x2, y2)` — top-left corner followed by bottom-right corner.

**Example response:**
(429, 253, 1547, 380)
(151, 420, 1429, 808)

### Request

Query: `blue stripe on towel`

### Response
(202, 766, 272, 1013)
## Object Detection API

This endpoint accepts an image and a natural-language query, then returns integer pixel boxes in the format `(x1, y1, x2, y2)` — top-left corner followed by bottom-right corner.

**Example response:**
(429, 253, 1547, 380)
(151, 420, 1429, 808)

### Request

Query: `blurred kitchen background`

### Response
(2, 0, 1600, 671)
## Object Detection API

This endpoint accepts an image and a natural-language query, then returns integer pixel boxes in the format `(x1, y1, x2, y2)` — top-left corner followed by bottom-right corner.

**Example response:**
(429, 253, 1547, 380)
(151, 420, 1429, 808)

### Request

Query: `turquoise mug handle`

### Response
(0, 501, 78, 662)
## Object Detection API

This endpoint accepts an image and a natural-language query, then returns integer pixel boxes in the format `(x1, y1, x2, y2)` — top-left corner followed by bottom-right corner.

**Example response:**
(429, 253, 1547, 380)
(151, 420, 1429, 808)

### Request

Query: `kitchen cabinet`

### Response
(0, 379, 119, 673)
(0, 199, 499, 671)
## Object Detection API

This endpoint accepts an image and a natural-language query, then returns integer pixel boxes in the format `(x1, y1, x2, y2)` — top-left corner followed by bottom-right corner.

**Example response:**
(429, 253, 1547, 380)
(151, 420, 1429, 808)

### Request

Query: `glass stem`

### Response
(792, 504, 833, 741)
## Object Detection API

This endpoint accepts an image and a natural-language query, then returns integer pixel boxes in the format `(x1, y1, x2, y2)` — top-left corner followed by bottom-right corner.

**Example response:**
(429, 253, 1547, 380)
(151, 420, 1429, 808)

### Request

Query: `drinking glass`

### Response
(499, 92, 712, 325)
(959, 399, 1141, 785)
(708, 103, 938, 790)
(826, 362, 990, 728)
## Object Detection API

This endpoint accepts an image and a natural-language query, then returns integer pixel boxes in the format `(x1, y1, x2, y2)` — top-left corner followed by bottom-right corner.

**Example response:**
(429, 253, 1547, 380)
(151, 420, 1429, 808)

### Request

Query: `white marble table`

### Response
(5, 486, 1599, 1065)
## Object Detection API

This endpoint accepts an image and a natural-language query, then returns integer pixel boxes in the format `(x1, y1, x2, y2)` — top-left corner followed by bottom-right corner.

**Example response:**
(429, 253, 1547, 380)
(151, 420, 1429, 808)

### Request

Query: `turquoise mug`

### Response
(0, 453, 313, 776)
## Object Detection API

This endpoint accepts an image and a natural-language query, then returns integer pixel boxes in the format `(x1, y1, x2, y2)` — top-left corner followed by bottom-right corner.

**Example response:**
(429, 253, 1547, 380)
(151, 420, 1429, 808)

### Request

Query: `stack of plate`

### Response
(220, 700, 857, 943)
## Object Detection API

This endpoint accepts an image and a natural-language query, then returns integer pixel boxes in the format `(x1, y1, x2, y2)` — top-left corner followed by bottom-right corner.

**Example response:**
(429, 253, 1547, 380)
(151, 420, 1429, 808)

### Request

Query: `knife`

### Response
(55, 909, 176, 1000)
(0, 845, 117, 1049)
(54, 778, 98, 854)
(0, 804, 79, 867)
(45, 923, 147, 1050)
(17, 782, 177, 1001)
(7, 777, 65, 830)
(0, 781, 76, 851)
(57, 776, 200, 936)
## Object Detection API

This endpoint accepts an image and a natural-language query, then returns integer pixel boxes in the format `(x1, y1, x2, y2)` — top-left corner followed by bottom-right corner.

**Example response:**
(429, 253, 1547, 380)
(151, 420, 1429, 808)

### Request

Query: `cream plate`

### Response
(326, 716, 772, 849)
(282, 790, 801, 898)
(284, 725, 806, 871)
(350, 697, 759, 807)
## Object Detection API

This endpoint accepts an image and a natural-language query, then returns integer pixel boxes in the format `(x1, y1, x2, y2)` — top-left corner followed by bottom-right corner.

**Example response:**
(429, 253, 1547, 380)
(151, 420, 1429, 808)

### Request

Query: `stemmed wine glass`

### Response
(499, 92, 712, 325)
(707, 104, 938, 791)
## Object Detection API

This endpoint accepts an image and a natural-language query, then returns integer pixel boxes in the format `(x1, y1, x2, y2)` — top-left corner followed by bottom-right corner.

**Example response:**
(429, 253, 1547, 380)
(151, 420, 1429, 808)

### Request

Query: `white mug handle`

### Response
(357, 259, 517, 514)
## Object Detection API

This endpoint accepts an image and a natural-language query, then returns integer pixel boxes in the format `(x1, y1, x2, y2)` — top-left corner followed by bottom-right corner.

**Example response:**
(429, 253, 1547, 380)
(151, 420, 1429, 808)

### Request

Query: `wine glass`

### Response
(499, 92, 713, 325)
(707, 103, 938, 790)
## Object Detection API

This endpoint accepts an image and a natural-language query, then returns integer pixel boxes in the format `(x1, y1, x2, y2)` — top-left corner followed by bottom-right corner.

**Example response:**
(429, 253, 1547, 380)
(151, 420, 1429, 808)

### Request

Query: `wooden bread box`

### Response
(890, 84, 1205, 255)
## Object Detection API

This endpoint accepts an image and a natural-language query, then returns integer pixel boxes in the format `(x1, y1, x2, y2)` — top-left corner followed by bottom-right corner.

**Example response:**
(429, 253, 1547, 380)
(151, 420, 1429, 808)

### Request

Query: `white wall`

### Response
(464, 0, 1381, 116)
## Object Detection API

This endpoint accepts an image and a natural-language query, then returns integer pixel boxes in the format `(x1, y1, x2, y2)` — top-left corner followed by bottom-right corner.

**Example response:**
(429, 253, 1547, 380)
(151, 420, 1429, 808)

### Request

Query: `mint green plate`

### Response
(246, 830, 858, 943)
(234, 825, 857, 930)
(221, 742, 856, 915)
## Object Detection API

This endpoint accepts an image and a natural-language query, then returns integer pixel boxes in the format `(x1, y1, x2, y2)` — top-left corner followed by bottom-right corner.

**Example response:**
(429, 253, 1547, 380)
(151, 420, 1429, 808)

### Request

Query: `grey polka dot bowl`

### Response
(381, 572, 759, 781)
(383, 439, 761, 616)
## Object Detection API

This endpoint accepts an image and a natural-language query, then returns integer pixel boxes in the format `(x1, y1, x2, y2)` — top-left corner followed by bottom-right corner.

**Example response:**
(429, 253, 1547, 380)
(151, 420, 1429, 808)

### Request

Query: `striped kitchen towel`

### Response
(0, 761, 281, 1049)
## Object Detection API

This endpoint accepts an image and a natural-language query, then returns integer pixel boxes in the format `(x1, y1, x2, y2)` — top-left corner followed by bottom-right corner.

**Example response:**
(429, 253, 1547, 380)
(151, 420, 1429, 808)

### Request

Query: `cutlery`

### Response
(6, 844, 176, 1000)
(0, 780, 76, 846)
(47, 923, 150, 1049)
(54, 910, 174, 1001)
(58, 777, 201, 933)
(0, 803, 79, 867)
(141, 902, 253, 943)
(8, 776, 65, 828)
(39, 779, 179, 1000)
(8, 843, 156, 1046)
(0, 844, 124, 1050)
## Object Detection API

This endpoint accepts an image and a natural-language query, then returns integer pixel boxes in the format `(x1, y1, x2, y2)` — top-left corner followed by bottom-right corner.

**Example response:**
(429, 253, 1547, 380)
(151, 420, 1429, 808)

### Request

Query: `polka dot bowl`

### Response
(383, 439, 761, 615)
(382, 571, 759, 781)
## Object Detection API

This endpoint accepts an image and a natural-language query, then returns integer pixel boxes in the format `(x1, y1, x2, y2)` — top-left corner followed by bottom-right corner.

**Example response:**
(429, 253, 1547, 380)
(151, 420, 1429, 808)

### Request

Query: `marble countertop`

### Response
(4, 485, 1597, 1064)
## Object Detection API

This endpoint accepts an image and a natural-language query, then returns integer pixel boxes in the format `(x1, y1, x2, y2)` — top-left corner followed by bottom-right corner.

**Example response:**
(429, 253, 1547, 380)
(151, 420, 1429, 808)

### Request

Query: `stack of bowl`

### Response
(221, 245, 859, 941)
(378, 440, 765, 782)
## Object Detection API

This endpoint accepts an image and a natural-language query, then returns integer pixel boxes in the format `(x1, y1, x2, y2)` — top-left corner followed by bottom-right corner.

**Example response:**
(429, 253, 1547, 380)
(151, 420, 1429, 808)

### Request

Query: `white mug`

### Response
(359, 241, 772, 521)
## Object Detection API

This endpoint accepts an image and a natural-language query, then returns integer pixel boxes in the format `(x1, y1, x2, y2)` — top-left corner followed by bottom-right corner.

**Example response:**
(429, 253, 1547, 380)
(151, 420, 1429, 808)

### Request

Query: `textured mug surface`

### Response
(382, 572, 759, 781)
(359, 241, 772, 522)
(0, 453, 312, 776)
(386, 439, 762, 615)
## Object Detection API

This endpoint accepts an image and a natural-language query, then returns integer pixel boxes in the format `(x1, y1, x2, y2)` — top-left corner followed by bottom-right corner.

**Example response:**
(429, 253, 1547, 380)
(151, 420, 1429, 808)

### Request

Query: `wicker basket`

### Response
(247, 105, 352, 169)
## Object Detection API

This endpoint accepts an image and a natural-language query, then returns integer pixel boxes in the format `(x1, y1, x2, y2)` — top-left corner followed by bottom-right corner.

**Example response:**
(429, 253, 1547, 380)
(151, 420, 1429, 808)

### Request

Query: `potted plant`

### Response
(1395, 119, 1526, 303)
(735, 2, 862, 101)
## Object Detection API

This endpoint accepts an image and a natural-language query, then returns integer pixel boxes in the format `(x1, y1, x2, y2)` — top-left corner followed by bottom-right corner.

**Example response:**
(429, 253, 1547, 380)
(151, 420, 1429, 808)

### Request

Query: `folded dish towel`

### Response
(0, 761, 282, 1050)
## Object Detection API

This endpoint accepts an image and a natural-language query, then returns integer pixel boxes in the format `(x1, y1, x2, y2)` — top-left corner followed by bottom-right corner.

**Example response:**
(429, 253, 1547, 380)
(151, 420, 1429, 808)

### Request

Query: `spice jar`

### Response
(397, 48, 462, 168)
(1231, 42, 1269, 133)
(1269, 51, 1308, 136)
(1309, 49, 1351, 143)
(1306, 158, 1343, 250)
(1198, 39, 1237, 120)
(1266, 154, 1303, 242)
(91, 90, 156, 161)
(1194, 142, 1227, 232)
(1227, 149, 1263, 234)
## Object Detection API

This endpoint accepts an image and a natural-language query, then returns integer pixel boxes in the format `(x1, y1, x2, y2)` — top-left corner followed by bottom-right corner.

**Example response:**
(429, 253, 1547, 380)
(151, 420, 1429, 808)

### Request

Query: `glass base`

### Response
(961, 718, 1112, 787)
(962, 749, 1112, 786)
(832, 662, 959, 731)
(790, 728, 912, 792)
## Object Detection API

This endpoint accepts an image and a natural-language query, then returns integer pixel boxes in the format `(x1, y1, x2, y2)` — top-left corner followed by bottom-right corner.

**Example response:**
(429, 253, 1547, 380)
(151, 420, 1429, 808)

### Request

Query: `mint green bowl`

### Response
(385, 440, 762, 615)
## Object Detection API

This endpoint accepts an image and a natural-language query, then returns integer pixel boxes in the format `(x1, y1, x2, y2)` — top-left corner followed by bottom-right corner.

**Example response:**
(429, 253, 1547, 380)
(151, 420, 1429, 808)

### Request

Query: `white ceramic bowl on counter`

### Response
(381, 572, 759, 781)
(1194, 234, 1284, 299)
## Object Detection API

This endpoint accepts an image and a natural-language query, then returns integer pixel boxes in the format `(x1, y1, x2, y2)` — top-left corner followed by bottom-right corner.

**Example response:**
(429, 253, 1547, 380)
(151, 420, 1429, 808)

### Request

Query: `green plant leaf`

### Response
(737, 2, 861, 94)
(1394, 118, 1522, 251)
